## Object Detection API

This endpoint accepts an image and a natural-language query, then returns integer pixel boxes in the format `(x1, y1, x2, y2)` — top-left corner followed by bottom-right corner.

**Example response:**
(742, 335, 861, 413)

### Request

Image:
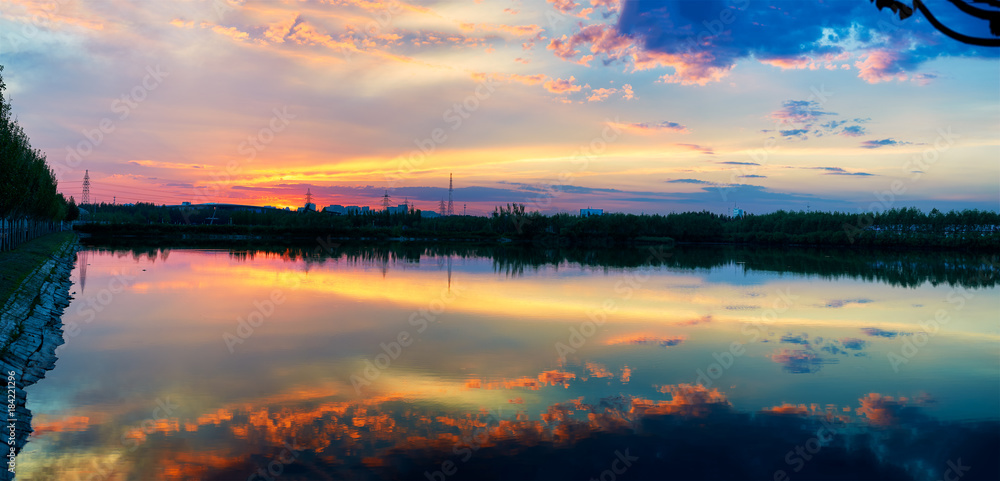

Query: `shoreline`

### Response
(0, 237, 77, 480)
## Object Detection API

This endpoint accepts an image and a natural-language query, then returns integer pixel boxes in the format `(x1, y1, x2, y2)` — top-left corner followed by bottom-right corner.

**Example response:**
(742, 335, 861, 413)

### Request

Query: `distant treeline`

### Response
(78, 202, 999, 250)
(1, 65, 79, 250)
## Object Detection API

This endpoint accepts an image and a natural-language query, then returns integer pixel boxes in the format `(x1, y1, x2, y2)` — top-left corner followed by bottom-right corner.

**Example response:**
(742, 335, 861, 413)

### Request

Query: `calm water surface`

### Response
(18, 245, 1000, 480)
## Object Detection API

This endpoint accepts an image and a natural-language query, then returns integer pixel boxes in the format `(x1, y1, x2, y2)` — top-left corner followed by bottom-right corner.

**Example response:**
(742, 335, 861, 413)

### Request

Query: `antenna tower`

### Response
(82, 170, 91, 205)
(305, 188, 313, 206)
(446, 173, 454, 216)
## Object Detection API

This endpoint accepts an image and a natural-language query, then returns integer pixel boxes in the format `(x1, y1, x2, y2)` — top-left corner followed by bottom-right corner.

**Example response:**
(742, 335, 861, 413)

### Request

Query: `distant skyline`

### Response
(0, 0, 997, 215)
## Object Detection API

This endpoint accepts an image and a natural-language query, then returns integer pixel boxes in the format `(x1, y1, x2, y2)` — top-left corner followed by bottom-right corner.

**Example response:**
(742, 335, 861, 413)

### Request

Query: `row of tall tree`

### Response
(77, 200, 1000, 250)
(0, 65, 78, 251)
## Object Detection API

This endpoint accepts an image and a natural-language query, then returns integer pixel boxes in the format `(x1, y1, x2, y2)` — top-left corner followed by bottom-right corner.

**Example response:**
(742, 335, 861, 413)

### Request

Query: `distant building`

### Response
(323, 205, 346, 214)
(168, 202, 274, 214)
(303, 202, 317, 212)
(733, 208, 744, 218)
(387, 203, 411, 214)
(345, 206, 369, 214)
(580, 208, 603, 217)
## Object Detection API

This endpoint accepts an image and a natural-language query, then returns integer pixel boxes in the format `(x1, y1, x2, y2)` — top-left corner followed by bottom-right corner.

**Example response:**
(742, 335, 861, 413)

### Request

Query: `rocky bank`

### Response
(0, 238, 76, 480)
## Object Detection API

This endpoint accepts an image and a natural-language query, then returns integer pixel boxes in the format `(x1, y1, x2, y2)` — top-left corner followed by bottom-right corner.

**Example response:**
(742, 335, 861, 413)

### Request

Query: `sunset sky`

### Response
(1, 0, 997, 215)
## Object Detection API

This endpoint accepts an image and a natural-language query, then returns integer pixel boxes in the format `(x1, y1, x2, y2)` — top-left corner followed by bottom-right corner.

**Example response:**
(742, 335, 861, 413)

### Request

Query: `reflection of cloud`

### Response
(465, 370, 577, 390)
(768, 348, 838, 373)
(857, 393, 924, 426)
(824, 298, 873, 308)
(605, 334, 686, 348)
(585, 362, 614, 379)
(760, 403, 810, 416)
(28, 380, 996, 481)
(780, 333, 809, 345)
(861, 327, 908, 338)
(634, 383, 731, 418)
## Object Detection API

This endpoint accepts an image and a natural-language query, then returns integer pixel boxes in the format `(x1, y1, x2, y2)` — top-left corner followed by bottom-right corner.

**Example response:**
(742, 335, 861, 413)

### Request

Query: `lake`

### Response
(17, 243, 1000, 480)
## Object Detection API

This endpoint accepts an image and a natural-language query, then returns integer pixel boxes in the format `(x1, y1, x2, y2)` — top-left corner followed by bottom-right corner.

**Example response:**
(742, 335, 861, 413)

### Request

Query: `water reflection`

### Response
(79, 240, 1000, 288)
(20, 245, 1000, 480)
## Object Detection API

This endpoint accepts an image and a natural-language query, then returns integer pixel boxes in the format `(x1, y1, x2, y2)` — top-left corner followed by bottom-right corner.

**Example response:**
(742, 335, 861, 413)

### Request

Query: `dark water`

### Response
(18, 244, 1000, 480)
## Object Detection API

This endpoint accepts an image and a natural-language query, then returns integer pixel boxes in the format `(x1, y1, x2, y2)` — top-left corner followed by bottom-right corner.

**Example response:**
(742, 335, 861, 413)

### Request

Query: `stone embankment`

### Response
(0, 239, 77, 480)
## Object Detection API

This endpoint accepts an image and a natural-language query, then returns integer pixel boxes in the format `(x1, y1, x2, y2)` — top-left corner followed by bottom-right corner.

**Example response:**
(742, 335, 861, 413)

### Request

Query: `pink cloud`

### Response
(855, 50, 910, 83)
(547, 0, 580, 14)
(634, 50, 735, 86)
(543, 76, 582, 94)
(548, 24, 633, 65)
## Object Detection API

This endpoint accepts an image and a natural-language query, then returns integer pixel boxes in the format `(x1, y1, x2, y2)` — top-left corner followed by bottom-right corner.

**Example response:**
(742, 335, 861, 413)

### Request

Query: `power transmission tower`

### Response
(438, 199, 446, 214)
(446, 173, 454, 216)
(305, 188, 313, 206)
(82, 170, 91, 205)
(381, 190, 391, 209)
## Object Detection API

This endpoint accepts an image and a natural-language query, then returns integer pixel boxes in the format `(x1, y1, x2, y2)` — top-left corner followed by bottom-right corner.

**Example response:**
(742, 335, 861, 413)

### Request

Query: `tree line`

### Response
(77, 200, 999, 250)
(1, 65, 78, 251)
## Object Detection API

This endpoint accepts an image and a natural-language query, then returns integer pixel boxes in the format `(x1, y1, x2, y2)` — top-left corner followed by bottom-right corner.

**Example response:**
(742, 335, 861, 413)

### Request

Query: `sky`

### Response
(0, 0, 998, 215)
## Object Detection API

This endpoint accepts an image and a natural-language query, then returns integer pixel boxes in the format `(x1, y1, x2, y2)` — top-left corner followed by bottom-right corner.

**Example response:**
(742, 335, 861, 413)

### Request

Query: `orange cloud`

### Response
(543, 76, 582, 94)
(633, 384, 731, 417)
(605, 334, 686, 347)
(465, 370, 577, 390)
(856, 393, 910, 426)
